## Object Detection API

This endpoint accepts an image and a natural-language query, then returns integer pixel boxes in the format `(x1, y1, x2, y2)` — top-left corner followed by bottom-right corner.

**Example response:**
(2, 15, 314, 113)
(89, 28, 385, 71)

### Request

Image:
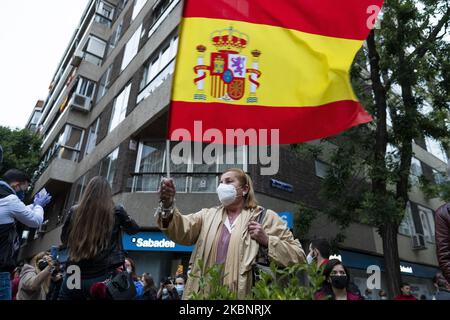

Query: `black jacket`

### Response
(60, 205, 139, 278)
(0, 182, 20, 272)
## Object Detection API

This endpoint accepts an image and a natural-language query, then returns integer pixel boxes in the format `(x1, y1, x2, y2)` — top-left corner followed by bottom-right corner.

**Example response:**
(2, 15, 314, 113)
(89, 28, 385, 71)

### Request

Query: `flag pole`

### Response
(165, 139, 171, 179)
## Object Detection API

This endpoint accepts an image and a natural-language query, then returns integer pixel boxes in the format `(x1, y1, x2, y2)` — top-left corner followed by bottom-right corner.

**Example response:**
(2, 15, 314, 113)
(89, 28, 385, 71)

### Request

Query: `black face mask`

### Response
(38, 260, 48, 271)
(330, 275, 348, 289)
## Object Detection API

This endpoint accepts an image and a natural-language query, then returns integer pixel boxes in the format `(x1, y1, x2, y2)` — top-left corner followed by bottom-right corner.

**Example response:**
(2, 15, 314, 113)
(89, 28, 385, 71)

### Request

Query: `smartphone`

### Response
(50, 245, 58, 261)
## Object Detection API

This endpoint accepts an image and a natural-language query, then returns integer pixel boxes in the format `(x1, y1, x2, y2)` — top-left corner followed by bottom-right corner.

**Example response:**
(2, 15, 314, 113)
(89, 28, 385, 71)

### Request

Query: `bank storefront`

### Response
(339, 250, 439, 299)
(122, 231, 193, 284)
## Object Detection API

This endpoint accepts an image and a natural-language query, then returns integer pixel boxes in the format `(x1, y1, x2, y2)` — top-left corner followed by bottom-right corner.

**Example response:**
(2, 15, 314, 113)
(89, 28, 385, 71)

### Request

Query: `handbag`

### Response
(252, 208, 275, 283)
(104, 267, 137, 300)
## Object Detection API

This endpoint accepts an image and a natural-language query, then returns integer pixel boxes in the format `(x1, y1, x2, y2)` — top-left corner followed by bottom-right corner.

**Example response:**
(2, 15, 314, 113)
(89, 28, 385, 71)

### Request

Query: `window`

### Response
(433, 169, 446, 185)
(97, 1, 115, 20)
(85, 118, 100, 156)
(121, 24, 143, 71)
(410, 157, 423, 185)
(315, 160, 330, 179)
(95, 1, 115, 26)
(109, 84, 131, 132)
(85, 36, 107, 58)
(76, 77, 96, 98)
(84, 36, 107, 66)
(150, 0, 172, 26)
(31, 111, 42, 125)
(138, 35, 178, 102)
(58, 125, 84, 162)
(132, 0, 147, 20)
(425, 136, 448, 163)
(399, 202, 416, 236)
(117, 0, 129, 16)
(100, 148, 119, 186)
(417, 205, 435, 243)
(132, 141, 246, 193)
(97, 65, 112, 102)
(107, 19, 123, 56)
(72, 175, 87, 205)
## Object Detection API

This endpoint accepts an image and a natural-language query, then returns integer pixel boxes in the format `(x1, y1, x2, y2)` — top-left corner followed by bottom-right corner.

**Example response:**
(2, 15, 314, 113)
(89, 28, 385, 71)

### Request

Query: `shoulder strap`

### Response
(258, 207, 267, 224)
(255, 207, 269, 265)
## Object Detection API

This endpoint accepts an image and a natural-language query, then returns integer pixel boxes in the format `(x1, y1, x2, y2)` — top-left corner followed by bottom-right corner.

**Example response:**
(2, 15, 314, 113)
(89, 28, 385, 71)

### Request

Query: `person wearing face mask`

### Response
(157, 168, 306, 299)
(16, 252, 54, 300)
(0, 169, 52, 300)
(157, 277, 180, 300)
(314, 259, 362, 300)
(124, 257, 144, 299)
(306, 239, 331, 269)
(174, 275, 185, 297)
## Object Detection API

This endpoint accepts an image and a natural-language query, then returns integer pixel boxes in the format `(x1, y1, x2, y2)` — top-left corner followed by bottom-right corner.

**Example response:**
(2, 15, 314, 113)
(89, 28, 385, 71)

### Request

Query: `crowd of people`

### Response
(0, 167, 448, 300)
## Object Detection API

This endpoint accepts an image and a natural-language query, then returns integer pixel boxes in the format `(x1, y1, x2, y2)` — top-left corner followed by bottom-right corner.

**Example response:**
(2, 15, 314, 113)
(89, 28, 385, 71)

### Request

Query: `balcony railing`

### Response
(129, 172, 221, 193)
(83, 52, 103, 66)
(31, 144, 81, 188)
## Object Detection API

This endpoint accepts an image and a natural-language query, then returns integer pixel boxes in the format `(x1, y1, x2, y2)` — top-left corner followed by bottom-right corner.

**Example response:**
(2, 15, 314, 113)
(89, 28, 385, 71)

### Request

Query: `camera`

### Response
(38, 259, 49, 271)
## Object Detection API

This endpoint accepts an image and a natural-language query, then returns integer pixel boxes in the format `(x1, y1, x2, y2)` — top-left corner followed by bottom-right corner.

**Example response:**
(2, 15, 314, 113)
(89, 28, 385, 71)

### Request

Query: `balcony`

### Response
(33, 155, 78, 195)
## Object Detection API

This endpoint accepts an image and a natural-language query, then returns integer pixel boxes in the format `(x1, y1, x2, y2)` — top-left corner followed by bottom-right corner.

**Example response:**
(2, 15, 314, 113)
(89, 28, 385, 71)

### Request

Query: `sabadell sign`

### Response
(122, 212, 294, 252)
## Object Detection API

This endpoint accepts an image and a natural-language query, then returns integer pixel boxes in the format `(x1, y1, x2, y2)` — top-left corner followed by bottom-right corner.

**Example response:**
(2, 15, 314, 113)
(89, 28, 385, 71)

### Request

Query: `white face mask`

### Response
(306, 250, 316, 265)
(126, 267, 132, 274)
(217, 183, 238, 206)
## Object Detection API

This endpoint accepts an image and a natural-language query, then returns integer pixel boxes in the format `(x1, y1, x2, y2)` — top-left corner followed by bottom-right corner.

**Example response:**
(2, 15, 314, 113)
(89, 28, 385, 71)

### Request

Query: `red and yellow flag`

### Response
(169, 0, 384, 145)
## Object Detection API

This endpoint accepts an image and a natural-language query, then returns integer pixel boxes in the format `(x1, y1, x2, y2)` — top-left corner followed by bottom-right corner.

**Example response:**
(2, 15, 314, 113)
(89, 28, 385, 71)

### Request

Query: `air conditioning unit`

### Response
(68, 93, 92, 113)
(412, 233, 427, 250)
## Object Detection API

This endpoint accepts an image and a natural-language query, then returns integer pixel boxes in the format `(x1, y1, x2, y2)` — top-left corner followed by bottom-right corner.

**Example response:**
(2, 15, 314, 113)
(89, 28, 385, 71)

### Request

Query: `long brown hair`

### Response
(67, 176, 115, 262)
(222, 168, 258, 210)
(142, 273, 156, 290)
(30, 252, 51, 294)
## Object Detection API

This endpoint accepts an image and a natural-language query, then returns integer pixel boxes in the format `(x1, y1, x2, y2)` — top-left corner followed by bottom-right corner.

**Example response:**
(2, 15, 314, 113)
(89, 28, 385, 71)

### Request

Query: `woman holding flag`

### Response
(157, 168, 305, 299)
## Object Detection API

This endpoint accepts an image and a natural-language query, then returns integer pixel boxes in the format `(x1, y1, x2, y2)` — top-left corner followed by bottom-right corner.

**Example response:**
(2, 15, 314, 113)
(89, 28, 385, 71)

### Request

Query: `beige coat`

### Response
(16, 264, 50, 300)
(158, 205, 306, 299)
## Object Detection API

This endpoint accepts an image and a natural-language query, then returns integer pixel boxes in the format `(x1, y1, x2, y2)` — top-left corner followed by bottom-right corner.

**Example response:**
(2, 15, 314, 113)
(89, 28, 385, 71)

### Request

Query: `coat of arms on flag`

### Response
(193, 27, 262, 103)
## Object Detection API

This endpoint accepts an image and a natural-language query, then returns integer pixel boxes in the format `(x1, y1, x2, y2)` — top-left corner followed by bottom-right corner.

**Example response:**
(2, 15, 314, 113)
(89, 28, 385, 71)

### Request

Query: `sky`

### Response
(0, 0, 90, 129)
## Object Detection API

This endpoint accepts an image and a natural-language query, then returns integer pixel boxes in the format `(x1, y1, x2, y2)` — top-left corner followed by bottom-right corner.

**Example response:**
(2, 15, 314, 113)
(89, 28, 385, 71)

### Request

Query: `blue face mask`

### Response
(176, 284, 184, 296)
(16, 190, 25, 201)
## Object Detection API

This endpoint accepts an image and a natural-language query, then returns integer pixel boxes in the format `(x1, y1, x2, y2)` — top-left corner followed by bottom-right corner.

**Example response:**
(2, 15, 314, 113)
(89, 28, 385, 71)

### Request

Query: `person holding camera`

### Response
(16, 252, 54, 300)
(157, 277, 179, 300)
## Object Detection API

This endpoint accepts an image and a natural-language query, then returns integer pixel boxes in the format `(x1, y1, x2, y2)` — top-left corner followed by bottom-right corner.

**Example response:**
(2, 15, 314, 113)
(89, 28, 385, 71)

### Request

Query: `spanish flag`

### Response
(169, 0, 384, 145)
